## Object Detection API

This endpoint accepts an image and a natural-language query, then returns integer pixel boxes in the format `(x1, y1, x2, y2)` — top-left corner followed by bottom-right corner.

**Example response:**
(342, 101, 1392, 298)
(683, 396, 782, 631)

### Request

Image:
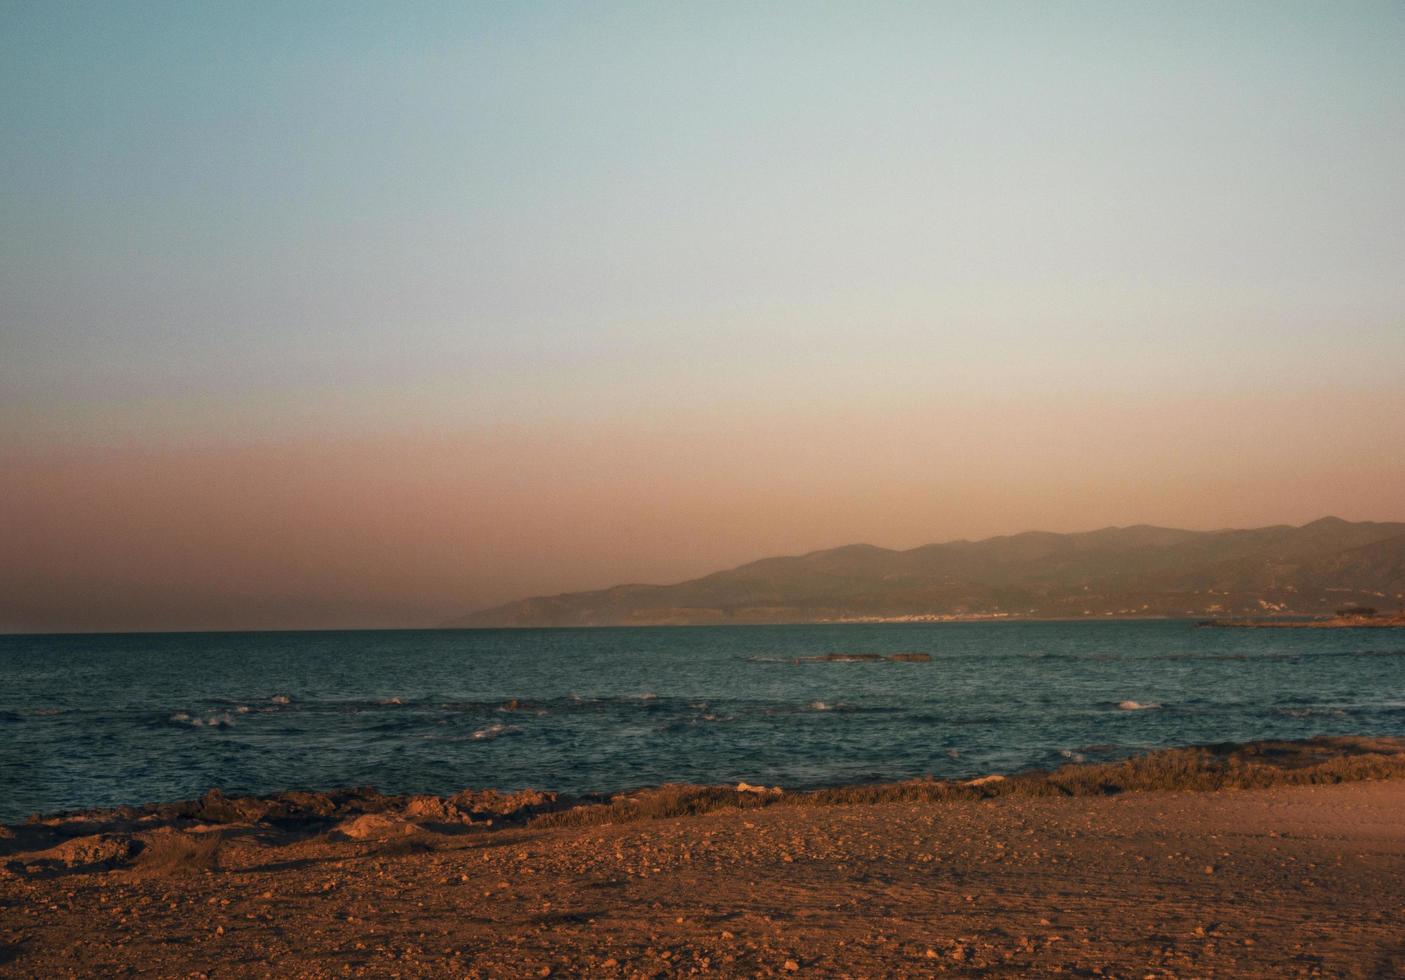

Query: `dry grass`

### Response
(128, 830, 224, 876)
(532, 736, 1405, 830)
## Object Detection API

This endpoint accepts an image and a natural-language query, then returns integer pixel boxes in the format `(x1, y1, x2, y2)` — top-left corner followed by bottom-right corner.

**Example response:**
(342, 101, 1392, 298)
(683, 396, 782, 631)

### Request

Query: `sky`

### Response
(2, 1, 1403, 632)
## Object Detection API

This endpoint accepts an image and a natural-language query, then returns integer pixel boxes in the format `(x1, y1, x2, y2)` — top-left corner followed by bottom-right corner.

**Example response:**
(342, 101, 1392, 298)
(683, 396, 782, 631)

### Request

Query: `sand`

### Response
(4, 747, 1405, 977)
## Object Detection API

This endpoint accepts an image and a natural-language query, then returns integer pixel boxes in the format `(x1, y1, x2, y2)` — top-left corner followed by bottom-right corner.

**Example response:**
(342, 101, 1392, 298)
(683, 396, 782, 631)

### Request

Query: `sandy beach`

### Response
(3, 738, 1404, 977)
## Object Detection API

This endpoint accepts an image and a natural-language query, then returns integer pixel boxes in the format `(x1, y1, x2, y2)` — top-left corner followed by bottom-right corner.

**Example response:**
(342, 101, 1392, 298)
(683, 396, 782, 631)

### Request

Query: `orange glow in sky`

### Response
(3, 3, 1403, 630)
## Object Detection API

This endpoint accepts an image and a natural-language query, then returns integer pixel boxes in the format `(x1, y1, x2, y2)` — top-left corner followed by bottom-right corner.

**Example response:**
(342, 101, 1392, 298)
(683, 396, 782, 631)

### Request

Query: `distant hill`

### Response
(448, 518, 1405, 627)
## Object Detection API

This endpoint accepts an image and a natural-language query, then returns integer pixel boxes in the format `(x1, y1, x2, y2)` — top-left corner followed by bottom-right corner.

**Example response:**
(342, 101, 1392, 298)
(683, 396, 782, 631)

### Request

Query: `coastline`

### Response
(13, 612, 1401, 638)
(9, 734, 1404, 833)
(1199, 614, 1405, 629)
(5, 736, 1405, 976)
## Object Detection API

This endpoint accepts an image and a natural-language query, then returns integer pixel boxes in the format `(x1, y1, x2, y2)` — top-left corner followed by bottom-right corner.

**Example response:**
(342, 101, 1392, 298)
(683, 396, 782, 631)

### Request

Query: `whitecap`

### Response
(1118, 700, 1161, 711)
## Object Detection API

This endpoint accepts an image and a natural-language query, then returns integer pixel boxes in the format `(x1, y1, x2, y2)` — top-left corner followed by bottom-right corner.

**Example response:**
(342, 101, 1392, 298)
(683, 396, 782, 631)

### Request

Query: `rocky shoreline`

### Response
(6, 735, 1402, 874)
(4, 736, 1405, 976)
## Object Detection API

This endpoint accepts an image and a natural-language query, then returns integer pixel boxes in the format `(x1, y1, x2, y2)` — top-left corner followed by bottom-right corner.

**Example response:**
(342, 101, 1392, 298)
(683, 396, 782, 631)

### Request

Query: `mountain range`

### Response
(450, 517, 1405, 627)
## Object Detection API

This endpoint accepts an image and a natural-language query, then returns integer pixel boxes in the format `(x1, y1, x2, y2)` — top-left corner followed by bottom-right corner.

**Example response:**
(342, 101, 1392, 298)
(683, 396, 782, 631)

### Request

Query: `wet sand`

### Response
(4, 743, 1405, 977)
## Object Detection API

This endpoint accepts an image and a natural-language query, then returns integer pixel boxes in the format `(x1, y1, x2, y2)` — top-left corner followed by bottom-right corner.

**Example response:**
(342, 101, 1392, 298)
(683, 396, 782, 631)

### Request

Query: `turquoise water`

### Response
(2, 621, 1403, 822)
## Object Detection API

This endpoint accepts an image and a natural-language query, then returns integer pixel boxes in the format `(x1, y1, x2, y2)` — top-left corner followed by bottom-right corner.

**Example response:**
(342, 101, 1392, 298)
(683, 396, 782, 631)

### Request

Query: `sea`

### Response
(2, 620, 1403, 823)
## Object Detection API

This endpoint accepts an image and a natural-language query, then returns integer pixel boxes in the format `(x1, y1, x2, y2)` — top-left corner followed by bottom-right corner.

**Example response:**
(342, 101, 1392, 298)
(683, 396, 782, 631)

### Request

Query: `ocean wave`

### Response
(221, 693, 867, 719)
(795, 653, 936, 665)
(497, 698, 550, 715)
(472, 723, 522, 741)
(903, 712, 1004, 726)
(1274, 700, 1405, 718)
(2, 707, 63, 721)
(1277, 705, 1317, 717)
(805, 700, 869, 713)
(170, 710, 237, 729)
(745, 653, 932, 664)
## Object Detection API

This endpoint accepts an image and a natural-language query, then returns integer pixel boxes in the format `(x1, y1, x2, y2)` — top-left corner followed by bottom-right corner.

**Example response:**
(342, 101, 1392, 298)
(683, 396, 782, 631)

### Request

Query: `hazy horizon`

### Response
(4, 2, 1404, 632)
(7, 509, 1404, 634)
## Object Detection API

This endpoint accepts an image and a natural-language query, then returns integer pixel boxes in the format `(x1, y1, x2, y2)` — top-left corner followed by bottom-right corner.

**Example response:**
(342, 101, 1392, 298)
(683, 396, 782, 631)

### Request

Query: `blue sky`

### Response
(4, 1, 1402, 446)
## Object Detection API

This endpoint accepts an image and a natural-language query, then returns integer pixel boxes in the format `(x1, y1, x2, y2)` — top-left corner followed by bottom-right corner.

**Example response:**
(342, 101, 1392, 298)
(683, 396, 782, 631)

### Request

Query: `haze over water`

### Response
(4, 621, 1404, 821)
